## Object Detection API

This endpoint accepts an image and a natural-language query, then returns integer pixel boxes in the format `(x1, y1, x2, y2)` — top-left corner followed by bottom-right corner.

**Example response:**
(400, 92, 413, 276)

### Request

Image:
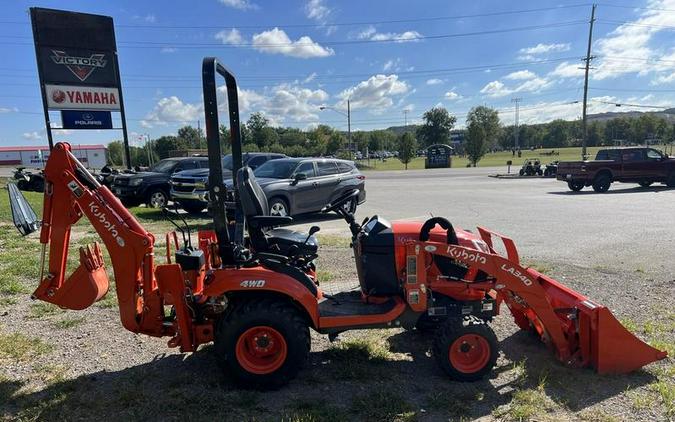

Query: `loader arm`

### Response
(410, 228, 667, 374)
(35, 143, 165, 336)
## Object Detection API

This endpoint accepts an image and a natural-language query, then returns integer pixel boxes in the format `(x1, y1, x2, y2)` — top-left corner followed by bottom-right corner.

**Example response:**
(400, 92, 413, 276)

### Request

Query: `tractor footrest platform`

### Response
(319, 291, 396, 317)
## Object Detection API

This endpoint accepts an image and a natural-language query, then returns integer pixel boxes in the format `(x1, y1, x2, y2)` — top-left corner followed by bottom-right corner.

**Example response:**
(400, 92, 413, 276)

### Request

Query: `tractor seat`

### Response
(236, 167, 318, 256)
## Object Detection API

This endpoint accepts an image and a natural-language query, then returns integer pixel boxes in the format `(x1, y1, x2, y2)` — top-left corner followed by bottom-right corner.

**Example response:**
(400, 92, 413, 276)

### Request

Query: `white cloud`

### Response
(337, 74, 409, 113)
(549, 61, 585, 78)
(251, 28, 334, 58)
(383, 59, 395, 71)
(591, 0, 675, 80)
(480, 76, 552, 98)
(266, 84, 329, 123)
(303, 72, 317, 83)
(444, 91, 461, 100)
(141, 96, 202, 128)
(218, 0, 257, 10)
(160, 47, 177, 54)
(305, 0, 331, 23)
(653, 72, 675, 85)
(505, 70, 537, 80)
(426, 78, 444, 85)
(144, 14, 156, 23)
(0, 106, 18, 113)
(519, 43, 571, 55)
(357, 26, 422, 43)
(215, 28, 244, 45)
(22, 131, 41, 141)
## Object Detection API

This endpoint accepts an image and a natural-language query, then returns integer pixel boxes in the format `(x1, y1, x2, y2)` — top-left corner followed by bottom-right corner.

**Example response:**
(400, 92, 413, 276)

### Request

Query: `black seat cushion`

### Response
(267, 228, 318, 255)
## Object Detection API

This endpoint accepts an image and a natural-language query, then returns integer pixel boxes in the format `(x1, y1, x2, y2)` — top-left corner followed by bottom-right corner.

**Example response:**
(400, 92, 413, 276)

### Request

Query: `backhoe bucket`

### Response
(33, 243, 109, 310)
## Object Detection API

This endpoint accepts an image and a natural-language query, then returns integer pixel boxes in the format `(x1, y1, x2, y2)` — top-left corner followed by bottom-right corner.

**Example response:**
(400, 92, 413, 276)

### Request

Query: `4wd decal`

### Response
(240, 280, 266, 288)
(88, 201, 124, 247)
(50, 50, 107, 82)
(446, 246, 487, 264)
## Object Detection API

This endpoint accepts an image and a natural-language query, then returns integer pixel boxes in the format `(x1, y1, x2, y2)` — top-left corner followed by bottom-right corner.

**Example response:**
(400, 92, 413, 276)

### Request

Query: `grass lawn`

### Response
(358, 145, 672, 171)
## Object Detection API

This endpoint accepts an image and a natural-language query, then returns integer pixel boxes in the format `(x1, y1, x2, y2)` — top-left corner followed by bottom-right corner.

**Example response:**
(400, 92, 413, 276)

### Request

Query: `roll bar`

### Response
(202, 57, 244, 264)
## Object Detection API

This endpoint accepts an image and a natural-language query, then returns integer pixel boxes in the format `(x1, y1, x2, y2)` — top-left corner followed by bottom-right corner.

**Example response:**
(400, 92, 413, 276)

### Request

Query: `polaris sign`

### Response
(61, 110, 113, 129)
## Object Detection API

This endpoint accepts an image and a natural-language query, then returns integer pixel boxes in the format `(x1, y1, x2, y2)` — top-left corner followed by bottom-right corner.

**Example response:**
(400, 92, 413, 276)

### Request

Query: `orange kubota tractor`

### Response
(9, 58, 666, 389)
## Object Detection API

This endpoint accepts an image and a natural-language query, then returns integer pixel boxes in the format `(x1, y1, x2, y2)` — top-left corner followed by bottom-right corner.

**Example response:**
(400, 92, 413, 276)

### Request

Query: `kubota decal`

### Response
(446, 246, 487, 264)
(500, 264, 533, 286)
(88, 201, 124, 246)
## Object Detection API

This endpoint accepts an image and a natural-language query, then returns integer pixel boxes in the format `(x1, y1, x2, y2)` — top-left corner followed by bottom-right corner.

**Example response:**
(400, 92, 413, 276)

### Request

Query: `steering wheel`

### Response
(321, 189, 360, 214)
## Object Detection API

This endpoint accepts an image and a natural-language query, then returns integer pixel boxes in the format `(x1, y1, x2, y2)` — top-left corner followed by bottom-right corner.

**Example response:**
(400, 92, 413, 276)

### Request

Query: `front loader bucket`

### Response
(593, 306, 667, 374)
(418, 226, 668, 375)
(33, 243, 109, 310)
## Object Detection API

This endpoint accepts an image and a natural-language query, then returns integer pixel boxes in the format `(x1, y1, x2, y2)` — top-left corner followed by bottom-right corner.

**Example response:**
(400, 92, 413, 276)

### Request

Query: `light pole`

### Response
(320, 99, 351, 158)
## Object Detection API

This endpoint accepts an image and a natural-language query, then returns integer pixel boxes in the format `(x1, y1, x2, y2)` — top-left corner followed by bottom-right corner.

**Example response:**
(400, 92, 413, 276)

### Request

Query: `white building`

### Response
(0, 144, 107, 169)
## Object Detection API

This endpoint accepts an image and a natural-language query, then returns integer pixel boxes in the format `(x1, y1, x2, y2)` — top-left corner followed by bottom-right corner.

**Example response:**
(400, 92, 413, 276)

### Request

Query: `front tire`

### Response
(592, 174, 611, 193)
(146, 188, 169, 208)
(638, 180, 653, 188)
(433, 317, 498, 382)
(214, 299, 310, 390)
(180, 201, 206, 214)
(567, 181, 584, 192)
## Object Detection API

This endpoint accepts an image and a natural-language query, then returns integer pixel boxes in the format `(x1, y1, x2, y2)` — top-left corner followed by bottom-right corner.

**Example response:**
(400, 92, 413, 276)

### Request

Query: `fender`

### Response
(203, 266, 320, 327)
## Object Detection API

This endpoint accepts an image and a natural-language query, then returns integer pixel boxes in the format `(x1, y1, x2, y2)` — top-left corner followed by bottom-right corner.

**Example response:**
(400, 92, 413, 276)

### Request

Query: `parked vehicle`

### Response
(557, 147, 675, 192)
(543, 161, 559, 178)
(225, 157, 366, 217)
(12, 167, 45, 192)
(112, 157, 209, 208)
(170, 152, 286, 214)
(519, 158, 543, 176)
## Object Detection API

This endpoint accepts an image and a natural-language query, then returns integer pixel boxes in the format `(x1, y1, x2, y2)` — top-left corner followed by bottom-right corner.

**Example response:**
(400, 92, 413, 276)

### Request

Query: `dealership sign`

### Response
(46, 85, 120, 110)
(61, 110, 113, 129)
(38, 47, 116, 86)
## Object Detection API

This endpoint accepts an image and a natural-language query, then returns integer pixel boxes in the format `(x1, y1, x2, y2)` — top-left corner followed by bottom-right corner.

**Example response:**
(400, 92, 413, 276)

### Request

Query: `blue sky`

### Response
(1, 0, 674, 147)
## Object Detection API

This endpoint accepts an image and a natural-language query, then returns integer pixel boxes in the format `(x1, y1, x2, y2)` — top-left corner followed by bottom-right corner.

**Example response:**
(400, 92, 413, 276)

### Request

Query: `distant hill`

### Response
(587, 108, 675, 123)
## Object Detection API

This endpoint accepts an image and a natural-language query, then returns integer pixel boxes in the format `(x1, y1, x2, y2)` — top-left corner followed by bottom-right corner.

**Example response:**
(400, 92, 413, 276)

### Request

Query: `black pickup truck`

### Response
(557, 147, 675, 192)
(111, 157, 209, 207)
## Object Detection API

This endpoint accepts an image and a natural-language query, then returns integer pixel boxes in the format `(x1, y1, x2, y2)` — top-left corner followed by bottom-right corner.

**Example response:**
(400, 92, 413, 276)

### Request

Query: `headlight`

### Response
(129, 178, 143, 186)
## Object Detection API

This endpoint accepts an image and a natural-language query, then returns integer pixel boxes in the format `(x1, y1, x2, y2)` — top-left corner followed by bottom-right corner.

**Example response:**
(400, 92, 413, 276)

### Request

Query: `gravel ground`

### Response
(1, 238, 673, 421)
(1, 171, 674, 421)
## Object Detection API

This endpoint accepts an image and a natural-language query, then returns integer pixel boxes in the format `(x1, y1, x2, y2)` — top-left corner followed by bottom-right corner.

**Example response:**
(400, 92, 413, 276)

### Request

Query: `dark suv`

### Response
(112, 157, 209, 208)
(170, 152, 286, 213)
(226, 158, 366, 216)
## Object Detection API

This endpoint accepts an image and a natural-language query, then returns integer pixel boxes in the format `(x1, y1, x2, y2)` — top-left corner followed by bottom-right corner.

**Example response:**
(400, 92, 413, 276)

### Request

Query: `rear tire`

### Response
(269, 197, 290, 217)
(214, 299, 310, 390)
(567, 181, 584, 192)
(592, 174, 611, 193)
(433, 317, 498, 382)
(638, 180, 653, 188)
(519, 169, 524, 176)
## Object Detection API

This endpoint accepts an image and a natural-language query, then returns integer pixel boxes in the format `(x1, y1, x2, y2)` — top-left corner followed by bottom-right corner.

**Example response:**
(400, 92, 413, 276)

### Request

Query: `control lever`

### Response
(303, 226, 320, 247)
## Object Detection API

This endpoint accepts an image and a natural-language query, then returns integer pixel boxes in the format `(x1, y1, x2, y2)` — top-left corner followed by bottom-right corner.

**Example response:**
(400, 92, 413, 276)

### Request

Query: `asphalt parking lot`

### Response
(293, 167, 675, 279)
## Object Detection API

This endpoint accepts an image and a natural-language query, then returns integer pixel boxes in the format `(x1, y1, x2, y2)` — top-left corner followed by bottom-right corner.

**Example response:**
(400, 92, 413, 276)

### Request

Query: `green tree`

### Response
(397, 132, 417, 170)
(177, 125, 202, 149)
(465, 122, 486, 166)
(246, 112, 273, 149)
(587, 121, 605, 147)
(543, 120, 569, 148)
(106, 141, 124, 166)
(416, 107, 456, 147)
(467, 106, 501, 150)
(153, 135, 186, 159)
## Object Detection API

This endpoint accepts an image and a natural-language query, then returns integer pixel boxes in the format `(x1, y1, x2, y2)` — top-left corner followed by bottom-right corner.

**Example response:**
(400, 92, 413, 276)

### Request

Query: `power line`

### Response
(0, 4, 592, 30)
(596, 19, 675, 30)
(590, 99, 671, 109)
(595, 3, 675, 13)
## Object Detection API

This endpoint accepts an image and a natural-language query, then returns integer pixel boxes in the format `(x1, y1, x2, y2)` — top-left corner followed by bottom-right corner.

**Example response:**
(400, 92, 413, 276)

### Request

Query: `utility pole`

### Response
(403, 108, 409, 126)
(511, 98, 522, 151)
(347, 99, 352, 159)
(197, 120, 203, 149)
(581, 4, 597, 160)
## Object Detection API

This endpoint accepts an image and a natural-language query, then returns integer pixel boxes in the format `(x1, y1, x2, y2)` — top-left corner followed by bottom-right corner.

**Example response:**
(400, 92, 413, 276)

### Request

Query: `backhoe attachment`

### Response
(411, 226, 667, 374)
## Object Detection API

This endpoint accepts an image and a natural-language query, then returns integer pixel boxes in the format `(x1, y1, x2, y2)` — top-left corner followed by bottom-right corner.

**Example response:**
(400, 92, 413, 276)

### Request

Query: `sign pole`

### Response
(29, 9, 54, 150)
